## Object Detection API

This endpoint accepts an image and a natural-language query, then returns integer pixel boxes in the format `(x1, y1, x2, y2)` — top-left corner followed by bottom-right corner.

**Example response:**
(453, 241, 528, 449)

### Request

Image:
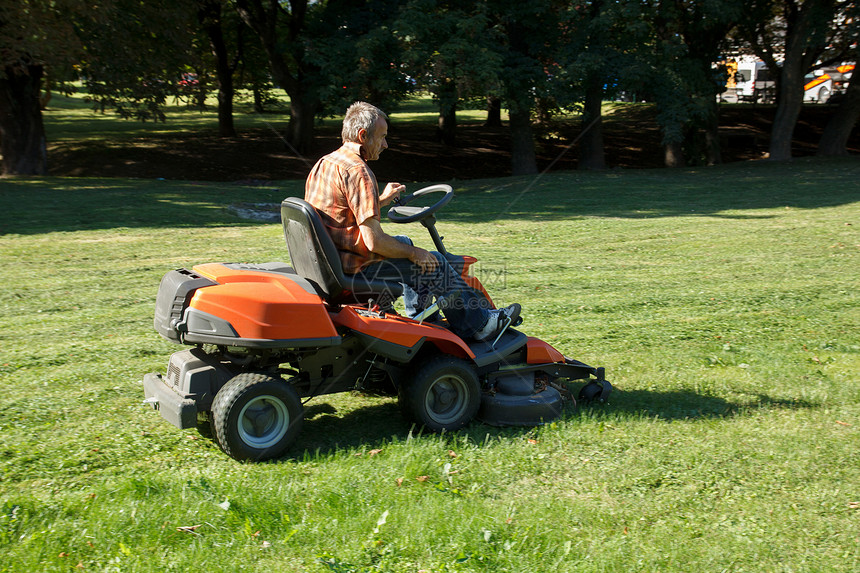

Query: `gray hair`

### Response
(342, 101, 388, 143)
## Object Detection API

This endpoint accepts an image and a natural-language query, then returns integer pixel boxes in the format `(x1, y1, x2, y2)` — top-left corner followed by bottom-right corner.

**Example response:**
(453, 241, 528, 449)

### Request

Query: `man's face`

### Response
(362, 117, 389, 161)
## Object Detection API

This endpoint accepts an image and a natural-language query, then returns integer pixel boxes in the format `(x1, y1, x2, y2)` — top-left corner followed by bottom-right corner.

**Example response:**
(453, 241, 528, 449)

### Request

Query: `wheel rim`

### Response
(237, 394, 290, 449)
(424, 374, 470, 425)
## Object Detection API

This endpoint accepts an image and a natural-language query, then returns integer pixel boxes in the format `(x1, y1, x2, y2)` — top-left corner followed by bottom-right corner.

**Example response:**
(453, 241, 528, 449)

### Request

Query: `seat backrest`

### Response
(280, 197, 348, 300)
(280, 197, 403, 304)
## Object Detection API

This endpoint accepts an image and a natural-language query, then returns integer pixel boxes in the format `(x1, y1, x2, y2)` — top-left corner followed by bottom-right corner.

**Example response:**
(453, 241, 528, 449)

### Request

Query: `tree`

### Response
(395, 0, 503, 146)
(575, 0, 611, 171)
(396, 0, 576, 174)
(817, 2, 860, 156)
(490, 1, 580, 175)
(233, 0, 320, 153)
(234, 0, 410, 153)
(310, 0, 410, 117)
(500, 17, 540, 175)
(81, 0, 197, 122)
(737, 0, 839, 161)
(677, 0, 743, 166)
(0, 1, 82, 175)
(196, 0, 245, 137)
(643, 0, 742, 167)
(570, 0, 652, 171)
(0, 60, 48, 176)
(1, 0, 205, 176)
(817, 73, 860, 155)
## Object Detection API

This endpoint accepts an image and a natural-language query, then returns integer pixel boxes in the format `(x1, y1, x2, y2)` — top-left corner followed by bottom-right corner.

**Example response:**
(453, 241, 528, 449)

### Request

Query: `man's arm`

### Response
(359, 218, 439, 273)
(379, 182, 405, 207)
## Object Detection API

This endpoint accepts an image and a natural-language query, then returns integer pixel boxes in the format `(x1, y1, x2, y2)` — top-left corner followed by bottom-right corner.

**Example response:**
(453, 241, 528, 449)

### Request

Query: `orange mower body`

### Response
(143, 190, 610, 461)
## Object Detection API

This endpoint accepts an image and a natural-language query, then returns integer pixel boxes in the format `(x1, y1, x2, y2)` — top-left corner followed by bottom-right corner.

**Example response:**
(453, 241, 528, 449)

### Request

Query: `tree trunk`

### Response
(200, 0, 237, 137)
(437, 80, 458, 146)
(769, 71, 805, 161)
(703, 99, 722, 165)
(485, 96, 502, 127)
(704, 126, 721, 166)
(194, 76, 208, 110)
(265, 66, 318, 154)
(215, 77, 236, 137)
(501, 16, 538, 176)
(765, 0, 837, 161)
(286, 93, 318, 154)
(659, 111, 686, 167)
(664, 140, 684, 168)
(509, 108, 537, 175)
(252, 86, 265, 113)
(817, 72, 860, 156)
(578, 75, 605, 170)
(39, 75, 52, 110)
(235, 0, 318, 153)
(437, 107, 457, 146)
(0, 64, 48, 176)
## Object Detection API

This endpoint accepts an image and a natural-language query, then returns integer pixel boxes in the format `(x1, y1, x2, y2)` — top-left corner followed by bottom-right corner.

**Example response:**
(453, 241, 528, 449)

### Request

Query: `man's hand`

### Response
(380, 182, 405, 207)
(359, 218, 439, 274)
(409, 247, 439, 274)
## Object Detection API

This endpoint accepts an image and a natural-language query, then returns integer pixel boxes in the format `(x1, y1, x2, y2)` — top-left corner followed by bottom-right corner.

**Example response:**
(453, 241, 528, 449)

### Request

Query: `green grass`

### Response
(1, 158, 859, 572)
(42, 87, 292, 141)
(41, 90, 499, 144)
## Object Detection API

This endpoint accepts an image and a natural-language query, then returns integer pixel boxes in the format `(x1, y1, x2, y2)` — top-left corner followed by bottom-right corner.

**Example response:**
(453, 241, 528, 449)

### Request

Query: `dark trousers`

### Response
(355, 236, 491, 338)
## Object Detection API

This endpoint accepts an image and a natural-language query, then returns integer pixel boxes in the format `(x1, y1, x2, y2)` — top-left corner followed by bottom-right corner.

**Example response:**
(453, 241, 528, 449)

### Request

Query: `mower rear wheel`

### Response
(211, 373, 303, 462)
(400, 356, 480, 431)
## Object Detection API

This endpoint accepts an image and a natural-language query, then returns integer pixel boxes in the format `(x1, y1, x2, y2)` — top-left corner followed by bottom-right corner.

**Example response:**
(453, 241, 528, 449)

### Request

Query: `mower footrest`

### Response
(469, 329, 528, 369)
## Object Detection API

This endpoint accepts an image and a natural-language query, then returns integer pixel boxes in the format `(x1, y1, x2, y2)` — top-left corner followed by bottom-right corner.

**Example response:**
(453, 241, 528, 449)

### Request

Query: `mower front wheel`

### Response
(578, 379, 612, 404)
(400, 356, 480, 431)
(211, 373, 303, 462)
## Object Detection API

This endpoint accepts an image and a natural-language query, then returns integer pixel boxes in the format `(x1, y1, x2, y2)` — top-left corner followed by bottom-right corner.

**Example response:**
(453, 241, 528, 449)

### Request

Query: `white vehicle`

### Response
(804, 64, 854, 103)
(721, 57, 855, 104)
(721, 56, 775, 103)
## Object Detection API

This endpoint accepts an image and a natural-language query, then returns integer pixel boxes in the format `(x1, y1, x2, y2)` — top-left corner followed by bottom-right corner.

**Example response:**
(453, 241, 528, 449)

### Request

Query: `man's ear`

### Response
(356, 128, 368, 144)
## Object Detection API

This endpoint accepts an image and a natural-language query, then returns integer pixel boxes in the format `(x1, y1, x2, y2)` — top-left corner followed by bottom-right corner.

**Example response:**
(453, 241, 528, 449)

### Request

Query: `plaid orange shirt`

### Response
(304, 142, 383, 273)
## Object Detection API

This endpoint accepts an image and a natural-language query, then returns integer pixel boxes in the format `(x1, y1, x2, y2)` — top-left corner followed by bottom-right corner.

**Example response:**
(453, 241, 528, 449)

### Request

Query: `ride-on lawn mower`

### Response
(142, 185, 611, 461)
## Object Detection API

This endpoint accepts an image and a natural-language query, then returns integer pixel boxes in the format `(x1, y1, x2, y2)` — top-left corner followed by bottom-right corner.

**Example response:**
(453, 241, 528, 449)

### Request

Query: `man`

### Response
(304, 101, 519, 342)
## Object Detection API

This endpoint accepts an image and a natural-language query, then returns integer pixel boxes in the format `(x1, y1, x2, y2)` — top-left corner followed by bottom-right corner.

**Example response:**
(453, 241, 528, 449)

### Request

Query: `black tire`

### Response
(399, 356, 480, 431)
(578, 380, 611, 404)
(211, 373, 303, 462)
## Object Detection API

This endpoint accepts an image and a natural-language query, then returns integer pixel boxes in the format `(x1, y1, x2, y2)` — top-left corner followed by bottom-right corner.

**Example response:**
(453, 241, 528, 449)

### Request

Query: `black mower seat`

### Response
(280, 197, 404, 305)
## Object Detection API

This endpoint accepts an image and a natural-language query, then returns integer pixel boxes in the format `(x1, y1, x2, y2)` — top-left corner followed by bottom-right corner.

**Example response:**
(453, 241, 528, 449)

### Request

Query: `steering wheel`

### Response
(387, 184, 453, 224)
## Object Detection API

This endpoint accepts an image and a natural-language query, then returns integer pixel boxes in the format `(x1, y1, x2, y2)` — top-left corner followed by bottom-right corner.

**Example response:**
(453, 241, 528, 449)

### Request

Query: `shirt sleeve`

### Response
(345, 163, 380, 226)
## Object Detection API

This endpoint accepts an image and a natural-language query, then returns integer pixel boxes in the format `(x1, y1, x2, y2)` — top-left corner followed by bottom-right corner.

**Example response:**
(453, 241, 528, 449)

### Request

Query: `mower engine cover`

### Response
(153, 263, 341, 349)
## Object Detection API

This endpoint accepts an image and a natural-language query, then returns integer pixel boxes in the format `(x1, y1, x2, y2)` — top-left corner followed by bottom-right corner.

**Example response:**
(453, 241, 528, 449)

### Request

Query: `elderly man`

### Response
(304, 101, 519, 342)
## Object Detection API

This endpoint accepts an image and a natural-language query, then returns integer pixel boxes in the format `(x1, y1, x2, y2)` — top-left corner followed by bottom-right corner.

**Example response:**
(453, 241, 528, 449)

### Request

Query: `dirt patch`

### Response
(47, 106, 858, 183)
(227, 202, 281, 222)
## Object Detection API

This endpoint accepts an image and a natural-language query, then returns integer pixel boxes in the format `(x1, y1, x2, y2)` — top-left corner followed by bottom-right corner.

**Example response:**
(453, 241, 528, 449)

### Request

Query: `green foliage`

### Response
(1, 159, 859, 571)
(639, 0, 744, 150)
(394, 0, 504, 105)
(0, 1, 83, 73)
(79, 0, 198, 121)
(7, 0, 855, 177)
(310, 0, 413, 115)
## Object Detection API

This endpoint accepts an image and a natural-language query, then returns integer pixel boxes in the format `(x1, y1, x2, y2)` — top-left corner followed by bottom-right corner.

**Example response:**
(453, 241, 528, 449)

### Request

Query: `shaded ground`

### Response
(48, 105, 859, 182)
